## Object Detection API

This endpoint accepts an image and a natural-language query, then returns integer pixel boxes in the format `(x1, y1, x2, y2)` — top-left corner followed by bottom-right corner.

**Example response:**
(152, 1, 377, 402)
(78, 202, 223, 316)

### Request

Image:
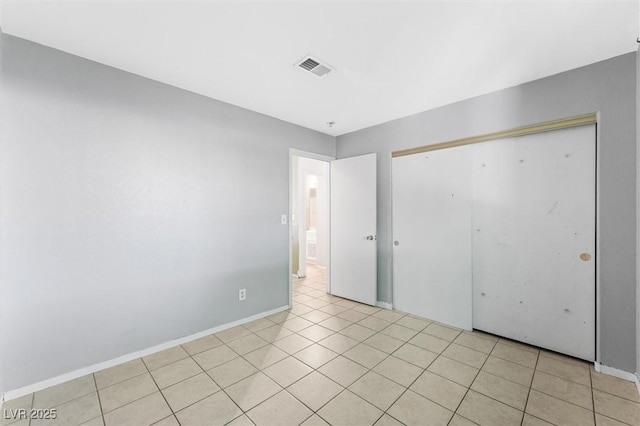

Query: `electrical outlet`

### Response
(239, 288, 246, 301)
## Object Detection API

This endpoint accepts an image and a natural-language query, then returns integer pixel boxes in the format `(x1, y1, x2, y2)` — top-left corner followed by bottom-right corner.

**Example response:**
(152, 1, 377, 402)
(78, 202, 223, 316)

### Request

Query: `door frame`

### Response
(390, 113, 602, 363)
(594, 112, 602, 366)
(288, 149, 335, 308)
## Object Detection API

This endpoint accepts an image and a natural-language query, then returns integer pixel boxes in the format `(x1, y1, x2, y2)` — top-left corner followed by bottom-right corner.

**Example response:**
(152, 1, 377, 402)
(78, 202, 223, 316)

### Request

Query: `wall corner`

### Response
(635, 42, 640, 384)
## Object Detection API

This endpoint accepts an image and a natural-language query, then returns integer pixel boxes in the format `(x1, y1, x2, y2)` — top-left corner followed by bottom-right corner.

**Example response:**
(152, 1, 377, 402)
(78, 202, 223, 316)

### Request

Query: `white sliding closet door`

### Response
(392, 146, 473, 330)
(472, 125, 596, 360)
(392, 123, 596, 360)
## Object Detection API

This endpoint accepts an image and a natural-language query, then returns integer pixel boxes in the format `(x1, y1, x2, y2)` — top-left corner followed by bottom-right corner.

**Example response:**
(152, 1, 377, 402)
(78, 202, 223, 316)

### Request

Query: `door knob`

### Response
(394, 241, 399, 246)
(366, 235, 376, 241)
(580, 253, 592, 261)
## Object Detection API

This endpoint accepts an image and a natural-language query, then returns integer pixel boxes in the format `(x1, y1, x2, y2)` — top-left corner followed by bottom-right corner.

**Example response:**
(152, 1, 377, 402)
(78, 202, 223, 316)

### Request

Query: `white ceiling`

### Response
(1, 1, 638, 136)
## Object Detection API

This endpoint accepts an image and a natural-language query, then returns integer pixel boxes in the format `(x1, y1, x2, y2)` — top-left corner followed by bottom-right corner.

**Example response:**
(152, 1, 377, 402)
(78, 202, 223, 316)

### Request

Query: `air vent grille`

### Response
(299, 58, 320, 71)
(296, 56, 332, 78)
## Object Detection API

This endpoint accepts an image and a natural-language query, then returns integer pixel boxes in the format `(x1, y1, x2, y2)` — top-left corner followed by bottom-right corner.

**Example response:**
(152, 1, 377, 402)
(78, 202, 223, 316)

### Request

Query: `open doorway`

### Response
(290, 154, 330, 300)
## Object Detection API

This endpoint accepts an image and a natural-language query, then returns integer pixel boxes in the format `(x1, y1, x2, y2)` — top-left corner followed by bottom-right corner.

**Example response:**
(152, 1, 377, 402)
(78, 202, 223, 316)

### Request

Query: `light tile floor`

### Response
(2, 265, 639, 426)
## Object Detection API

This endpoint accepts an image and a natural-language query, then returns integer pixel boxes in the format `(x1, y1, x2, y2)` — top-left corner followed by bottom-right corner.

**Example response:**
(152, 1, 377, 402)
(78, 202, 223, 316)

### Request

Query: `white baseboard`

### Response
(594, 362, 640, 394)
(376, 301, 393, 310)
(2, 305, 289, 402)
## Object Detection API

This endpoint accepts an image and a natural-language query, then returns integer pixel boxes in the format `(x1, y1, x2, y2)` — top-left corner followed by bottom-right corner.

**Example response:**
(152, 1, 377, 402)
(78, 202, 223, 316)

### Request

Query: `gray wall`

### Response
(0, 33, 335, 393)
(337, 53, 637, 373)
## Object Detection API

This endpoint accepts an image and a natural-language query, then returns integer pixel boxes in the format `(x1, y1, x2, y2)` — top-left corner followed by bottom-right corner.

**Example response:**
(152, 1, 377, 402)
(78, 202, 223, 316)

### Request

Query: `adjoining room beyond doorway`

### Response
(291, 155, 329, 292)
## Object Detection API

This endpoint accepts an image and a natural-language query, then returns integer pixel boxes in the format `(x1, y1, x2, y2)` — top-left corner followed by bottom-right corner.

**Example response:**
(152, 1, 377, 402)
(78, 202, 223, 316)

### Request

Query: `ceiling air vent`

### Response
(296, 56, 332, 78)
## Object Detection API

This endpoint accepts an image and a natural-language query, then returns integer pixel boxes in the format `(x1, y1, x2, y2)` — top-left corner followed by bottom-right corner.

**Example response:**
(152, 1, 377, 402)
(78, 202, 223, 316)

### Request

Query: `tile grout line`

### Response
(96, 370, 149, 393)
(268, 277, 349, 421)
(378, 329, 466, 424)
(591, 386, 640, 404)
(178, 343, 246, 425)
(519, 346, 540, 426)
(473, 339, 598, 419)
(298, 272, 462, 421)
(225, 279, 352, 424)
(592, 412, 637, 426)
(532, 385, 599, 412)
(141, 354, 175, 425)
(535, 361, 593, 382)
(91, 373, 105, 426)
(28, 392, 34, 426)
(479, 355, 538, 388)
(278, 288, 404, 424)
(298, 285, 502, 424)
(526, 350, 613, 424)
(89, 381, 155, 423)
(528, 349, 596, 388)
(383, 343, 454, 424)
(28, 381, 97, 426)
(447, 333, 498, 425)
(590, 364, 596, 426)
(169, 349, 216, 426)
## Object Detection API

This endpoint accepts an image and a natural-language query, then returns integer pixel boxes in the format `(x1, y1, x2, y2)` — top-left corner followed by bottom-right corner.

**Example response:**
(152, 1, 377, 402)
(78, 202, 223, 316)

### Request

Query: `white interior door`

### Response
(392, 146, 473, 329)
(472, 125, 596, 360)
(330, 153, 377, 305)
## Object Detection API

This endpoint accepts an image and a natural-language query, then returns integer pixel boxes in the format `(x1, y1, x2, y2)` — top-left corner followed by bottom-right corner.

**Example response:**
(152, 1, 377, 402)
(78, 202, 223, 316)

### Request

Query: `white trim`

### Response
(389, 152, 396, 312)
(289, 152, 294, 309)
(289, 149, 335, 163)
(595, 111, 602, 364)
(594, 362, 640, 392)
(376, 301, 393, 310)
(2, 305, 289, 402)
(288, 149, 334, 308)
(637, 373, 640, 394)
(327, 162, 332, 296)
